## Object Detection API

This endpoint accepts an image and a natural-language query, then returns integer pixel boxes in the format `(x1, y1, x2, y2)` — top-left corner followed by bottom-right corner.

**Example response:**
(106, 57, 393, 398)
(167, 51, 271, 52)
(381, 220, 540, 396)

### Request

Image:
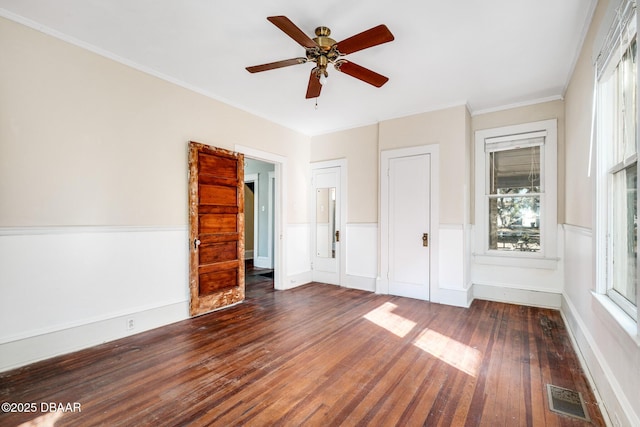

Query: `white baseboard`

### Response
(472, 283, 561, 308)
(0, 301, 188, 372)
(283, 271, 312, 290)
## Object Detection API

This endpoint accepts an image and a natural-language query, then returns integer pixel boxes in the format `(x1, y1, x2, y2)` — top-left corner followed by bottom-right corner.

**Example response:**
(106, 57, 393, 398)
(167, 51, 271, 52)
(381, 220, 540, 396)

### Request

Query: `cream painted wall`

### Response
(0, 17, 310, 227)
(564, 3, 600, 229)
(310, 124, 378, 223)
(379, 105, 469, 224)
(311, 106, 471, 225)
(471, 100, 566, 224)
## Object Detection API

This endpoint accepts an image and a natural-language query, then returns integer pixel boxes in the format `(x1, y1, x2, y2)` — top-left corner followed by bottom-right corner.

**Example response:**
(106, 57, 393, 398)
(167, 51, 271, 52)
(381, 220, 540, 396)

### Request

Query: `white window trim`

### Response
(591, 0, 639, 332)
(473, 119, 558, 269)
(594, 43, 639, 324)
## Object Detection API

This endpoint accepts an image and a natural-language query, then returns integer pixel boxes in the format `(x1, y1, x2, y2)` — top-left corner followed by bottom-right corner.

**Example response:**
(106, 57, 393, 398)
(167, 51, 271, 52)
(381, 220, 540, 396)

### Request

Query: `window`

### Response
(595, 0, 638, 319)
(488, 137, 543, 253)
(474, 120, 558, 267)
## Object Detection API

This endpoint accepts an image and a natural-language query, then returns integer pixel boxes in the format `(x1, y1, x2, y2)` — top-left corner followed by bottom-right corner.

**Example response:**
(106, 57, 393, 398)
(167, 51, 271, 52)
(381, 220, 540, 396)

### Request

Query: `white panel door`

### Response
(312, 167, 341, 285)
(388, 154, 430, 300)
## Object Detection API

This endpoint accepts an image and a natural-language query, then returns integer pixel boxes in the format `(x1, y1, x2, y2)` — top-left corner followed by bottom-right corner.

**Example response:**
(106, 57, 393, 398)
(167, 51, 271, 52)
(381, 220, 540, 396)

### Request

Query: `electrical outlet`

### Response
(126, 318, 135, 331)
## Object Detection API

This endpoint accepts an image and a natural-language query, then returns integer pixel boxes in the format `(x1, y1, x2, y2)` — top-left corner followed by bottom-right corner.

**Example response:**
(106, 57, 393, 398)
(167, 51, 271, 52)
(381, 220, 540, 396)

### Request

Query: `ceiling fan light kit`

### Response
(246, 16, 394, 99)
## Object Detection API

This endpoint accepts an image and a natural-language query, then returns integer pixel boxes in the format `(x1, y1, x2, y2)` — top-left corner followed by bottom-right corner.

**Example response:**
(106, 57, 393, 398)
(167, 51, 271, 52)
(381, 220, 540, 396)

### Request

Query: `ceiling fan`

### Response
(246, 16, 394, 99)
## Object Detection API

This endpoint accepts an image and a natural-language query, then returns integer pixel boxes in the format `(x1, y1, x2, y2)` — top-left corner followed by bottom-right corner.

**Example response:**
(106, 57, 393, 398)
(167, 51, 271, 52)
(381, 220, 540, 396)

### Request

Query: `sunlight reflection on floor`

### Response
(363, 302, 416, 337)
(413, 329, 481, 377)
(364, 302, 482, 377)
(17, 411, 64, 427)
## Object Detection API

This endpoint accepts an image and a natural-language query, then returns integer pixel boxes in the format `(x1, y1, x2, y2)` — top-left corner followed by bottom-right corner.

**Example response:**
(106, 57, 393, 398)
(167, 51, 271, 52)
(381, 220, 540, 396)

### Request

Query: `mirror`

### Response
(316, 187, 336, 258)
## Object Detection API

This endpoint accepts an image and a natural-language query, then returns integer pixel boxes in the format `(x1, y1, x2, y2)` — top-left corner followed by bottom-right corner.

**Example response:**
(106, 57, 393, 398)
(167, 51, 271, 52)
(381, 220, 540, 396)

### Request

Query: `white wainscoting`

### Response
(0, 226, 190, 372)
(470, 224, 564, 308)
(285, 223, 311, 289)
(437, 225, 472, 307)
(345, 223, 377, 292)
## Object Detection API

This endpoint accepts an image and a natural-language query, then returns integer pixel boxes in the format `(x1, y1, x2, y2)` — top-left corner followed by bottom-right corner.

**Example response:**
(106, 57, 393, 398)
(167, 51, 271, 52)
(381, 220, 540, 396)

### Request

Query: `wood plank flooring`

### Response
(1, 279, 605, 426)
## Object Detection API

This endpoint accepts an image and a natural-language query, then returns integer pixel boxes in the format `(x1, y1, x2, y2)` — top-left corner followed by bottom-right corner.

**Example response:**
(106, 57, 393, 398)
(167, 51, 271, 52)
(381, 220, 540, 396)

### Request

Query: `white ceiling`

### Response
(0, 0, 597, 136)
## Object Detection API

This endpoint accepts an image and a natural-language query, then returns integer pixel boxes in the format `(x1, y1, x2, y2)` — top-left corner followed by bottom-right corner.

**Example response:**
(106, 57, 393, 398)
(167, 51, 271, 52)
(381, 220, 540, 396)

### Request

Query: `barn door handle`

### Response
(422, 233, 429, 247)
(194, 239, 201, 250)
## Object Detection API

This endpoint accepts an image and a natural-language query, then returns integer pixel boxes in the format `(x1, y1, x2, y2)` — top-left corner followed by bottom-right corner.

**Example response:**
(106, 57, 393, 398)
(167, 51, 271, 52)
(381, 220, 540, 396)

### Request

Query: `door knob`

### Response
(194, 239, 201, 250)
(422, 233, 429, 247)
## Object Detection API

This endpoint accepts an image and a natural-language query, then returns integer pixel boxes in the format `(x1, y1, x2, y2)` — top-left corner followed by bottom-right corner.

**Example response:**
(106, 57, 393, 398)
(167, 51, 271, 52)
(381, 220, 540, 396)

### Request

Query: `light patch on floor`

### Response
(363, 302, 416, 338)
(413, 329, 482, 377)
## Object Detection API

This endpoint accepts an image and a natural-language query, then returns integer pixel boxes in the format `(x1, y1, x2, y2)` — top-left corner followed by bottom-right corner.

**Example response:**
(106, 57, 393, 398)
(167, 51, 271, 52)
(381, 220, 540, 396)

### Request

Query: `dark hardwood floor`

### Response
(1, 277, 605, 426)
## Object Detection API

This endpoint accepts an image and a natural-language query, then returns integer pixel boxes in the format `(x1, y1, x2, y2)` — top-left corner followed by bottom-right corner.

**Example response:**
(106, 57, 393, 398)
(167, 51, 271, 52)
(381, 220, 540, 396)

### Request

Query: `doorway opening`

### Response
(244, 157, 276, 295)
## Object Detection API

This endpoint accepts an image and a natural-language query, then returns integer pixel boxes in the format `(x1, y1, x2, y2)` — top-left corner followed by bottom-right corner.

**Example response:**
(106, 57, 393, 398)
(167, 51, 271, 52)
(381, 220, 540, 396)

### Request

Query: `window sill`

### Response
(591, 291, 640, 347)
(473, 253, 559, 269)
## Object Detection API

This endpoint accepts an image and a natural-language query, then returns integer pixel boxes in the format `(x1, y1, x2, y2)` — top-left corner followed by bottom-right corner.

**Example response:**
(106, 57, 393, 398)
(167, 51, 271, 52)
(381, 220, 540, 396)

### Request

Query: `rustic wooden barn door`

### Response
(188, 141, 245, 316)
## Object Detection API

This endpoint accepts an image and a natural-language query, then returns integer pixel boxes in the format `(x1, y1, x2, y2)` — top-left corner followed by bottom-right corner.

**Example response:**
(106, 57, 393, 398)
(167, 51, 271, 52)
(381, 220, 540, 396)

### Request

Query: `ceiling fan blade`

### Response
(246, 58, 307, 73)
(334, 24, 394, 55)
(305, 69, 322, 99)
(267, 16, 317, 49)
(335, 60, 389, 87)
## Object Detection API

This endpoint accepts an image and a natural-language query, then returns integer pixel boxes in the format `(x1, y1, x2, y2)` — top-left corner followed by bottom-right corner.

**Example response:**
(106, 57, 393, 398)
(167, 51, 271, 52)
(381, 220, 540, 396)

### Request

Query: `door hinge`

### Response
(310, 262, 314, 270)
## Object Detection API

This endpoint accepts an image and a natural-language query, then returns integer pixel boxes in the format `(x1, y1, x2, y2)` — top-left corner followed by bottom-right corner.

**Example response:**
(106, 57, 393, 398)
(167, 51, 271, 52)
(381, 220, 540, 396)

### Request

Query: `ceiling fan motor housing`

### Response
(314, 26, 335, 49)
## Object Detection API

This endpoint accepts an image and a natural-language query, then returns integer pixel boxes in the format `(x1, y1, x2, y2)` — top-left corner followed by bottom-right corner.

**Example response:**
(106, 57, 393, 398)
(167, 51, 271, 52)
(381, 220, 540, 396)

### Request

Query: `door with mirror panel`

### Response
(312, 166, 341, 285)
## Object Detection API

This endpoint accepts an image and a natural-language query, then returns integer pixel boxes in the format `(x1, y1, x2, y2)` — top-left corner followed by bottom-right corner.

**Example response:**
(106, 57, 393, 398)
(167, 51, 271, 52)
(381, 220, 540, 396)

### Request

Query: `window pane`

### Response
(489, 195, 540, 252)
(611, 163, 637, 305)
(490, 146, 541, 194)
(616, 39, 637, 162)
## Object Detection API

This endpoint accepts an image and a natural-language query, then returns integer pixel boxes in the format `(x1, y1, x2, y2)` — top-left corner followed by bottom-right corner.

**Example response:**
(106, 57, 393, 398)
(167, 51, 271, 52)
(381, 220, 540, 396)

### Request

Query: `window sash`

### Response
(596, 6, 639, 316)
(484, 138, 546, 254)
(487, 194, 541, 253)
(607, 161, 638, 317)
